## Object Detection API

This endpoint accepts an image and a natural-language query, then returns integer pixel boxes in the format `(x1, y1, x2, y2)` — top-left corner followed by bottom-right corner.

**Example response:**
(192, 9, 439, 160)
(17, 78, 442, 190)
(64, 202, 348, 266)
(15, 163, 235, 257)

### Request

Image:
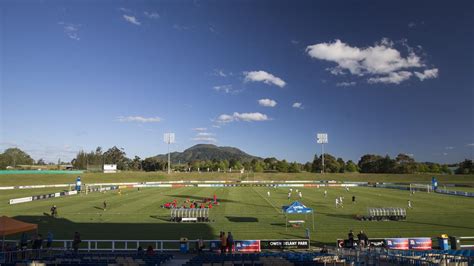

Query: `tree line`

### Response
(0, 146, 472, 175)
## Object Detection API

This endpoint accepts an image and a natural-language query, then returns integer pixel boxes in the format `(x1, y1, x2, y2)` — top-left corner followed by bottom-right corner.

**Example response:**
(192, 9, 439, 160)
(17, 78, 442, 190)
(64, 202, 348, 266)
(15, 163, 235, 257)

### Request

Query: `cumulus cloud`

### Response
(144, 11, 159, 19)
(244, 70, 286, 88)
(123, 15, 141, 25)
(192, 127, 207, 131)
(292, 102, 303, 109)
(117, 116, 161, 123)
(368, 71, 412, 84)
(258, 98, 277, 107)
(216, 112, 269, 123)
(336, 81, 356, 87)
(58, 22, 81, 40)
(306, 38, 438, 85)
(414, 68, 439, 81)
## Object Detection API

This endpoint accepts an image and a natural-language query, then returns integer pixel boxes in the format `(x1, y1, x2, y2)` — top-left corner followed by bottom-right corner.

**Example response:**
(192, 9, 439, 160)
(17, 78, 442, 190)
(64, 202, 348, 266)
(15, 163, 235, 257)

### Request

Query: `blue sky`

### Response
(0, 0, 473, 164)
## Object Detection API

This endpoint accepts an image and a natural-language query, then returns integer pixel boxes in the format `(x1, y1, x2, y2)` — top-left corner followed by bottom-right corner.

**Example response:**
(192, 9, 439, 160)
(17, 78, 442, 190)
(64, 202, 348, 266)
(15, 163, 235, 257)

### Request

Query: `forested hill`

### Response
(154, 144, 260, 163)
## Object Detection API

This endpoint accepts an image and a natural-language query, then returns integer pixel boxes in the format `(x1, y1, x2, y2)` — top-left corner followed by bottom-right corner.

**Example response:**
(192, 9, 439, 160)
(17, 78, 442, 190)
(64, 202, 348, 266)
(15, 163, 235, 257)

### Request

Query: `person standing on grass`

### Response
(267, 191, 271, 197)
(299, 191, 303, 199)
(220, 232, 227, 254)
(335, 198, 339, 208)
(288, 192, 291, 200)
(103, 200, 107, 211)
(352, 195, 356, 204)
(227, 232, 234, 254)
(324, 190, 327, 198)
(408, 200, 412, 208)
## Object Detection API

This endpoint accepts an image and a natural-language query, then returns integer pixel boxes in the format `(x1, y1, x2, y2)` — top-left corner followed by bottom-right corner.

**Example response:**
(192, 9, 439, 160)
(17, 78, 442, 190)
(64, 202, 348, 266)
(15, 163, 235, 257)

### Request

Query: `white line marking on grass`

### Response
(251, 187, 282, 215)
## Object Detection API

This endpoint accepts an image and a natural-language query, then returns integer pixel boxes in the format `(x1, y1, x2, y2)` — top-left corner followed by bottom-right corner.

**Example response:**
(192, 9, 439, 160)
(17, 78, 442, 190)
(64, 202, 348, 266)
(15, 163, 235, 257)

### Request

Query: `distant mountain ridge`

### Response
(155, 144, 260, 163)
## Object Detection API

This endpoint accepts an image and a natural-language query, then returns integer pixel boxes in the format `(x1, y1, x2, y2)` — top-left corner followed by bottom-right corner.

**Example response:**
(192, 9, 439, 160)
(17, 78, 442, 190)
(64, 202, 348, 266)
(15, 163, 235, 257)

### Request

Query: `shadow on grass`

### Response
(93, 206, 104, 211)
(13, 215, 215, 240)
(225, 216, 258, 223)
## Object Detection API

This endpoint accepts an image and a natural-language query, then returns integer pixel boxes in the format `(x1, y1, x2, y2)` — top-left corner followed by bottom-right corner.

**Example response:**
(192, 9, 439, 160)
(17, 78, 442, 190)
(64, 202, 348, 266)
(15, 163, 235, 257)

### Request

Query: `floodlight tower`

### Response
(163, 133, 175, 174)
(316, 133, 328, 174)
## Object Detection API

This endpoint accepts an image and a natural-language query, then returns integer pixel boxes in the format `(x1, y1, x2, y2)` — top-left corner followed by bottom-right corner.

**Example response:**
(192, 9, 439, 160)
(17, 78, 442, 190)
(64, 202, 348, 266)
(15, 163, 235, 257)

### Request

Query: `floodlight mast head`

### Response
(316, 133, 328, 174)
(163, 133, 175, 174)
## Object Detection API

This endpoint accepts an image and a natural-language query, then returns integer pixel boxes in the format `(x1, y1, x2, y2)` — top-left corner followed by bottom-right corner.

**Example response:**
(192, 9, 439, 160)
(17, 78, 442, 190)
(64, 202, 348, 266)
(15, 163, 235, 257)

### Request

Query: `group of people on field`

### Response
(162, 195, 218, 209)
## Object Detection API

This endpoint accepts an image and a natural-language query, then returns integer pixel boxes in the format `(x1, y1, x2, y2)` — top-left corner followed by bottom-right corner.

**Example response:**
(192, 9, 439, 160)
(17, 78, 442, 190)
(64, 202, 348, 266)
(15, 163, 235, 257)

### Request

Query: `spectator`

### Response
(32, 234, 43, 250)
(137, 246, 144, 256)
(357, 230, 368, 249)
(46, 232, 53, 249)
(197, 238, 205, 254)
(20, 233, 28, 250)
(348, 230, 354, 248)
(146, 245, 155, 256)
(72, 232, 81, 253)
(220, 232, 227, 254)
(227, 232, 234, 254)
(321, 245, 328, 254)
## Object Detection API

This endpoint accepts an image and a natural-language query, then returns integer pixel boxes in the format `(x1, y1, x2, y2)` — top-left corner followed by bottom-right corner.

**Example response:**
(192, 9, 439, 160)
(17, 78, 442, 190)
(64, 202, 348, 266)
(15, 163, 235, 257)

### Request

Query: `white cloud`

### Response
(197, 132, 215, 137)
(244, 70, 286, 88)
(336, 81, 356, 87)
(408, 22, 416, 28)
(368, 71, 412, 84)
(445, 146, 454, 150)
(213, 69, 228, 77)
(119, 7, 132, 13)
(467, 143, 474, 147)
(58, 22, 81, 40)
(192, 137, 217, 143)
(117, 116, 161, 123)
(216, 112, 269, 123)
(144, 11, 160, 19)
(123, 15, 141, 25)
(216, 114, 235, 123)
(414, 68, 439, 81)
(192, 127, 207, 131)
(292, 102, 303, 109)
(306, 38, 437, 85)
(258, 98, 277, 107)
(213, 84, 241, 94)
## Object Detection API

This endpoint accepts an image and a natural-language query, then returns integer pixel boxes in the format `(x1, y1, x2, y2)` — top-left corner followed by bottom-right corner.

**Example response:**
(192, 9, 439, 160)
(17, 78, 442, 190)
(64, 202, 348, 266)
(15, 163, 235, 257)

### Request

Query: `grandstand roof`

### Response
(0, 216, 37, 236)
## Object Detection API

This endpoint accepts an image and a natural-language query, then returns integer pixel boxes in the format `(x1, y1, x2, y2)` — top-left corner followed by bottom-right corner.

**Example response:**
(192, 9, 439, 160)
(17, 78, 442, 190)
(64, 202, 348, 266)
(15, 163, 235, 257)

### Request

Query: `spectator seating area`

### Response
(184, 252, 337, 266)
(1, 251, 173, 266)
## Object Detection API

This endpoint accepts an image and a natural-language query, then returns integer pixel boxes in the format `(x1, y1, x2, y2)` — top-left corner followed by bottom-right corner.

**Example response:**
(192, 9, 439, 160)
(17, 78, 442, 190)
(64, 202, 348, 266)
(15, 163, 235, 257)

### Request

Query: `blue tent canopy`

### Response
(281, 201, 314, 230)
(282, 201, 313, 214)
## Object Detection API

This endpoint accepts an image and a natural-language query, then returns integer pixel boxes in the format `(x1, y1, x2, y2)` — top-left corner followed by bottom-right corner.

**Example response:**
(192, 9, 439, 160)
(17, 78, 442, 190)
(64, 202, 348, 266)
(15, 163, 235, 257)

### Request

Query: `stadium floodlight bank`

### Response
(362, 207, 407, 221)
(170, 208, 209, 222)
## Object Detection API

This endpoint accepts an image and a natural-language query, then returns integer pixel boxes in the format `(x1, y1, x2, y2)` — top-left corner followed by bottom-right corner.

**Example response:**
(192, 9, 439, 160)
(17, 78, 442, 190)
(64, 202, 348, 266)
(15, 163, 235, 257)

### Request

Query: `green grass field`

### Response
(1, 171, 474, 186)
(2, 186, 473, 246)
